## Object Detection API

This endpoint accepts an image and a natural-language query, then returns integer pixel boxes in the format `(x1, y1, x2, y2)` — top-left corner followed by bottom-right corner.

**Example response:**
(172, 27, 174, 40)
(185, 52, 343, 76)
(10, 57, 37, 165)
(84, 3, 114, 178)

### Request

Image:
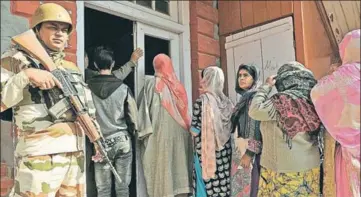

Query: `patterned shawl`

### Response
(271, 62, 321, 148)
(196, 66, 234, 180)
(153, 54, 191, 130)
(231, 64, 262, 139)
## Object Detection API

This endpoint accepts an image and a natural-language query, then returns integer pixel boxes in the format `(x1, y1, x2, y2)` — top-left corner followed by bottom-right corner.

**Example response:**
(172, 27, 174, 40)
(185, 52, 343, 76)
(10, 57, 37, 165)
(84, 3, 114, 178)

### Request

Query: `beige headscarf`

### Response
(197, 66, 234, 179)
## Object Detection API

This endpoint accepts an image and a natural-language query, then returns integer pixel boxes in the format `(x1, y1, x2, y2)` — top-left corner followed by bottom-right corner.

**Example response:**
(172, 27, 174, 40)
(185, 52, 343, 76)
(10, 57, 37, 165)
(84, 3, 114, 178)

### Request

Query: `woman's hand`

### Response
(240, 154, 252, 168)
(265, 75, 277, 87)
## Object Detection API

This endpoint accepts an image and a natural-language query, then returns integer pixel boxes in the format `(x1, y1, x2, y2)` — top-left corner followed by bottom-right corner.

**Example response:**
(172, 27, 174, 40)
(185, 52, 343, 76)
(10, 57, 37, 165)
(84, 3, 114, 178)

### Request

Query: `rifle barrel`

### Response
(95, 140, 123, 184)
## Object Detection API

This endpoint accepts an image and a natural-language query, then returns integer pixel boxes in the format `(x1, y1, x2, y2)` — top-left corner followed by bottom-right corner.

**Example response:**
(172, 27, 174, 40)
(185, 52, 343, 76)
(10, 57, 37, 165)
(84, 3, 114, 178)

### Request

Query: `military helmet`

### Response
(31, 3, 73, 33)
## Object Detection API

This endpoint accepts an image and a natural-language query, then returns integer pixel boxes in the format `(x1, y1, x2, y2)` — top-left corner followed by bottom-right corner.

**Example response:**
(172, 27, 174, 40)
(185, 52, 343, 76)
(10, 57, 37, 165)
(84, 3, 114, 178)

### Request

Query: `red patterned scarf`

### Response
(271, 62, 321, 148)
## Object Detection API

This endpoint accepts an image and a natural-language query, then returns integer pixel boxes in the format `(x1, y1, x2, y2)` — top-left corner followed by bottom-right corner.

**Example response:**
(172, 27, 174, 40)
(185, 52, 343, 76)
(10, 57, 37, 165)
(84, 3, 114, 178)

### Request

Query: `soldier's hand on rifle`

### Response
(130, 48, 143, 64)
(24, 68, 63, 90)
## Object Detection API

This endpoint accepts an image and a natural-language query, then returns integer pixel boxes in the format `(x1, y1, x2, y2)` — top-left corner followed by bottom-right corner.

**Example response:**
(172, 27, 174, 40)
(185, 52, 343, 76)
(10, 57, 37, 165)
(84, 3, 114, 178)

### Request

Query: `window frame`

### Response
(124, 0, 178, 22)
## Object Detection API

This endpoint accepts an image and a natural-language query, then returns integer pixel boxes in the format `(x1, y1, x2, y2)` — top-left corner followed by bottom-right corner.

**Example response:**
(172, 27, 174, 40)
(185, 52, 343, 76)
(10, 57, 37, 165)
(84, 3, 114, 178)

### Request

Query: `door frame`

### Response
(76, 1, 192, 108)
(135, 22, 180, 97)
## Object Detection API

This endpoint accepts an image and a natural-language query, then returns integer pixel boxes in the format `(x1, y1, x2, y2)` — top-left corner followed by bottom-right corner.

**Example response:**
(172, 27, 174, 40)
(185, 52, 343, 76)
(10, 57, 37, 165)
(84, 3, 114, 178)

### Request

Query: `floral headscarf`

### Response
(271, 62, 322, 148)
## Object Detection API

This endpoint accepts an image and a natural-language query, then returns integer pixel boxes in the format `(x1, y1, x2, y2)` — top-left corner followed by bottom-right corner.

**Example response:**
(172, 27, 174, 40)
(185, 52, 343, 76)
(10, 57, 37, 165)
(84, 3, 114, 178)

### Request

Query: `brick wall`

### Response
(0, 163, 13, 197)
(0, 121, 14, 197)
(190, 0, 220, 101)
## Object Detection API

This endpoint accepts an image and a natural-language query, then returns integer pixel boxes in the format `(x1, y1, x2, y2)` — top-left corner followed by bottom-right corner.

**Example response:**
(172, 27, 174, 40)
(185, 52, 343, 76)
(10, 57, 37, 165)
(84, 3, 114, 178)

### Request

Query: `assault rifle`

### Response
(11, 30, 123, 184)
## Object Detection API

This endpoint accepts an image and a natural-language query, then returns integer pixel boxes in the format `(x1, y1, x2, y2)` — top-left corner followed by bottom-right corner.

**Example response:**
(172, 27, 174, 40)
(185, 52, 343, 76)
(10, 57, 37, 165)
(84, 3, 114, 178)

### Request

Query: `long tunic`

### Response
(191, 98, 232, 197)
(137, 76, 193, 197)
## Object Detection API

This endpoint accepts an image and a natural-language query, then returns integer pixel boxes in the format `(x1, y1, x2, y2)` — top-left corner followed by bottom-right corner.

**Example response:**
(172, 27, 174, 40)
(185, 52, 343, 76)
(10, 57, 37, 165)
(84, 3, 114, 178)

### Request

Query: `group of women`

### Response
(137, 29, 360, 197)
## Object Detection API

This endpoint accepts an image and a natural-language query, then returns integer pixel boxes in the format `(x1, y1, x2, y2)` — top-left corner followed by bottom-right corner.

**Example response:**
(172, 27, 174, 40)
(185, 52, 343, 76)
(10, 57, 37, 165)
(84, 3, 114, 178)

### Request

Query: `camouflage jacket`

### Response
(1, 46, 98, 157)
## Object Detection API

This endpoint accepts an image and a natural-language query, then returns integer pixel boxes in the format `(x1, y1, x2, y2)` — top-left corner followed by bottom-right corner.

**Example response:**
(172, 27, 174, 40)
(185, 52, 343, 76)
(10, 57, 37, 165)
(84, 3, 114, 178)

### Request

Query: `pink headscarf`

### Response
(311, 29, 360, 197)
(312, 29, 360, 144)
(338, 29, 360, 65)
(153, 54, 191, 130)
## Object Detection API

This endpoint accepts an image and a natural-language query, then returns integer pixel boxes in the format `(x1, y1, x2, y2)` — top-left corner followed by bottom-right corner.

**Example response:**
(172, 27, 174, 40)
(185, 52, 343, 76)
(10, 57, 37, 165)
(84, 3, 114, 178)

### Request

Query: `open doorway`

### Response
(144, 35, 170, 76)
(84, 7, 136, 197)
(85, 7, 135, 93)
(84, 6, 174, 197)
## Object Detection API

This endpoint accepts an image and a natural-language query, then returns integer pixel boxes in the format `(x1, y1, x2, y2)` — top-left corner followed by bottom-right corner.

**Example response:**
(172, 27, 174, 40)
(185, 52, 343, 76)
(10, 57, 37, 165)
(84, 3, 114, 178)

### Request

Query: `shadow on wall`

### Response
(0, 1, 28, 54)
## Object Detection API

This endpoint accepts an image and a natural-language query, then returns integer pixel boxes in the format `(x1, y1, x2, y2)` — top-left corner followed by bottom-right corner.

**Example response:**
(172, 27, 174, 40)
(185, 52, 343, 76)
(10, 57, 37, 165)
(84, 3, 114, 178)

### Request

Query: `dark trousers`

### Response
(86, 137, 98, 197)
(250, 154, 261, 197)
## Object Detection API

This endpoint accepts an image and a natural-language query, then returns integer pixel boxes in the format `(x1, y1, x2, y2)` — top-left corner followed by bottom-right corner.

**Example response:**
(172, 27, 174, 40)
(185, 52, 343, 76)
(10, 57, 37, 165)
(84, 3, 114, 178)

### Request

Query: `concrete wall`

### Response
(0, 1, 28, 54)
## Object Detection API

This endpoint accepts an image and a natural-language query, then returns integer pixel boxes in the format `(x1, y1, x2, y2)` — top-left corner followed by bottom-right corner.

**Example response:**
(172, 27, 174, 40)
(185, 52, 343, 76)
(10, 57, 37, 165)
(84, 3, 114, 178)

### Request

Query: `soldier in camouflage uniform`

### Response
(0, 3, 98, 197)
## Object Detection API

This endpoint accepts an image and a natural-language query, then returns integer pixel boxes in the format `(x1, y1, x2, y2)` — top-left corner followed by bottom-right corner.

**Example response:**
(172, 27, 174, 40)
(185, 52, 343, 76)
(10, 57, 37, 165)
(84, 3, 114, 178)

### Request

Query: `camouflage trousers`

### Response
(13, 151, 84, 197)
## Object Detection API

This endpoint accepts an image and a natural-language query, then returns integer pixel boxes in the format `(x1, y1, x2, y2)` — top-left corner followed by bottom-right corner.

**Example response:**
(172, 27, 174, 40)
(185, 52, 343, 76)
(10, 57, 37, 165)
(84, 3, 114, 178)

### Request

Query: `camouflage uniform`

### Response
(1, 46, 97, 196)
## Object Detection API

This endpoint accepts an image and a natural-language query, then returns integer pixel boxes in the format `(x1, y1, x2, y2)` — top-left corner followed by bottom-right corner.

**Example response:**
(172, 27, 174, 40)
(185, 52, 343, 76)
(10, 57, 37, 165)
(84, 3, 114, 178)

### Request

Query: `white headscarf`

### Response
(197, 66, 234, 179)
(201, 66, 225, 96)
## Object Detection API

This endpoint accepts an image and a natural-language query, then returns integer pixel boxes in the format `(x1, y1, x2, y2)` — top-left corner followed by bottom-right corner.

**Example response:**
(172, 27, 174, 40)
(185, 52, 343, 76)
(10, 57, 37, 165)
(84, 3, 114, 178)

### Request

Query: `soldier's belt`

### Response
(104, 135, 129, 147)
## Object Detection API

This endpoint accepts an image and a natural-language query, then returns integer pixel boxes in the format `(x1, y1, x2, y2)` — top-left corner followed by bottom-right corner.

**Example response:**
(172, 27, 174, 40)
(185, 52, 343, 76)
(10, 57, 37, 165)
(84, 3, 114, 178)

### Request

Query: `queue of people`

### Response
(1, 2, 359, 197)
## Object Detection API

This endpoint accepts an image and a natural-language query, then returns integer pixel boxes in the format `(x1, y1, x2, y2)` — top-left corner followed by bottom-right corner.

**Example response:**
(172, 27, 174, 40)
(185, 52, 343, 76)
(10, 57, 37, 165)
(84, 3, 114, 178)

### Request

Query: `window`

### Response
(136, 0, 152, 9)
(155, 0, 169, 15)
(126, 0, 177, 20)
